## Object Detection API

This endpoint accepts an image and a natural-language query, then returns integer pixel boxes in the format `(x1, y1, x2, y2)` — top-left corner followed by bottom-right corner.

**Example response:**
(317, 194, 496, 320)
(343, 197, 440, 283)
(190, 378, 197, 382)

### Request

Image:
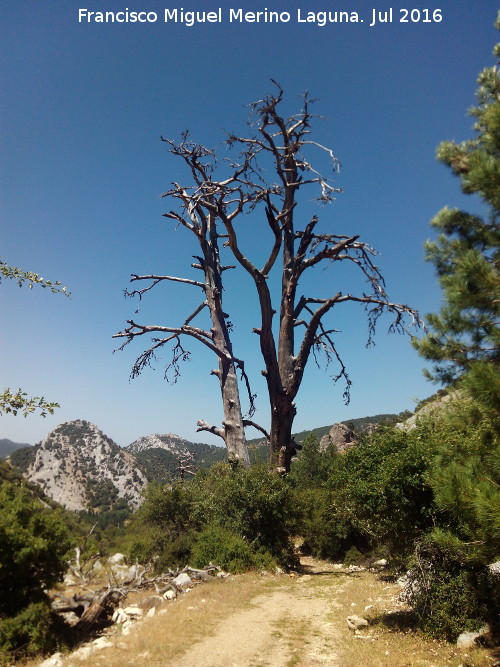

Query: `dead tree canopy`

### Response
(159, 84, 421, 472)
(116, 84, 421, 473)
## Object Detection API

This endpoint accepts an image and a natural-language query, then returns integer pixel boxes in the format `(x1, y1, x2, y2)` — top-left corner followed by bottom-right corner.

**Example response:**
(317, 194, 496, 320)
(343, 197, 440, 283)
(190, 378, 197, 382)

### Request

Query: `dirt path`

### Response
(169, 558, 345, 667)
(39, 557, 492, 667)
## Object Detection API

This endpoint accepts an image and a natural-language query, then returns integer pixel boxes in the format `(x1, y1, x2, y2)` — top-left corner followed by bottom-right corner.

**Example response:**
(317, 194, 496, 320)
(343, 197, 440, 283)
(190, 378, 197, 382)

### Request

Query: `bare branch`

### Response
(243, 420, 270, 440)
(196, 419, 225, 440)
(130, 273, 204, 288)
(124, 273, 205, 313)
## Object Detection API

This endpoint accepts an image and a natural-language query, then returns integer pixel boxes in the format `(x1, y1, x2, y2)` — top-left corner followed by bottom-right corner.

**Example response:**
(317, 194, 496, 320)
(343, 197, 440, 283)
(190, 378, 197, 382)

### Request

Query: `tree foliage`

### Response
(0, 482, 70, 615)
(0, 388, 59, 418)
(1, 259, 69, 419)
(0, 481, 71, 660)
(413, 16, 500, 383)
(0, 259, 69, 295)
(426, 365, 500, 565)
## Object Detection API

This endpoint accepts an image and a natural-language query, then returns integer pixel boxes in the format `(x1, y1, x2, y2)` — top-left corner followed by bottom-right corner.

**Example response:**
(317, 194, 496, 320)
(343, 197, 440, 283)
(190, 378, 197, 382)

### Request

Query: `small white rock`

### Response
(164, 589, 176, 600)
(172, 572, 193, 589)
(488, 561, 500, 576)
(121, 620, 134, 636)
(39, 653, 65, 667)
(60, 611, 80, 626)
(108, 553, 126, 565)
(72, 645, 93, 660)
(346, 615, 369, 631)
(146, 607, 156, 618)
(123, 606, 143, 617)
(112, 608, 129, 624)
(456, 631, 481, 649)
(456, 624, 490, 649)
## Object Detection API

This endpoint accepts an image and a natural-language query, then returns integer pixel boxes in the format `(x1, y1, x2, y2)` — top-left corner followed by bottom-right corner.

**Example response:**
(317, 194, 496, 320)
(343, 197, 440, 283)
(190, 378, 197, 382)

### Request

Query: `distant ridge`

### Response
(0, 438, 31, 459)
(5, 410, 413, 510)
(125, 433, 226, 482)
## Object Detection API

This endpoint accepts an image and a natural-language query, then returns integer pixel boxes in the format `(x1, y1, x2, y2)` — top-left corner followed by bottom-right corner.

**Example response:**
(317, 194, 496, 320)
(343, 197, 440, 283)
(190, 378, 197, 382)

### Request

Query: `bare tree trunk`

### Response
(202, 227, 249, 466)
(268, 394, 297, 472)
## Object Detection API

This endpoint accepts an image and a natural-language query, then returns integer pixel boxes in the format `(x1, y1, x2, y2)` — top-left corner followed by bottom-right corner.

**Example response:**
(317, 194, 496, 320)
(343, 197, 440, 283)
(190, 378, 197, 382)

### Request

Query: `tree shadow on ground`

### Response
(296, 562, 362, 578)
(368, 609, 418, 632)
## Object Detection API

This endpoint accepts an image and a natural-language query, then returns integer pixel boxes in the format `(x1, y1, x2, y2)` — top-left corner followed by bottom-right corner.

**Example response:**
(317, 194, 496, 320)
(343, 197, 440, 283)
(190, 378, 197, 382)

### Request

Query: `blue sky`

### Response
(1, 0, 498, 447)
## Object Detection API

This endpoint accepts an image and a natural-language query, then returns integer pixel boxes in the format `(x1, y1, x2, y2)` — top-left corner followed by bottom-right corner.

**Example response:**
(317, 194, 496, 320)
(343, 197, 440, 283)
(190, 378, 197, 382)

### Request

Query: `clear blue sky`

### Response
(1, 0, 497, 447)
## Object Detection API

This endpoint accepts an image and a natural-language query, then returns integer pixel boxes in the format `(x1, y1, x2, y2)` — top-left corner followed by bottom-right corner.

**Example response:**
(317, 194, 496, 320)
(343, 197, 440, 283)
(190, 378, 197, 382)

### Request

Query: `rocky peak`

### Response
(126, 433, 192, 457)
(23, 420, 147, 512)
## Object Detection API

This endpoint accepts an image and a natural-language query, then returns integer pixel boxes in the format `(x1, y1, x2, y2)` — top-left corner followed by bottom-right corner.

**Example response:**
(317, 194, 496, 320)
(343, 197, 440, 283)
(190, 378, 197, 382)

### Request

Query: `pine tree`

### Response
(413, 14, 500, 383)
(407, 21, 500, 635)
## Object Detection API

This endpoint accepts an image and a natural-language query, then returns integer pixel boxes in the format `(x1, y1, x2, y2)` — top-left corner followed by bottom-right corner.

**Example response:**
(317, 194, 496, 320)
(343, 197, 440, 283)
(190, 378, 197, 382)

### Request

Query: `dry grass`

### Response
(322, 570, 496, 667)
(25, 573, 282, 667)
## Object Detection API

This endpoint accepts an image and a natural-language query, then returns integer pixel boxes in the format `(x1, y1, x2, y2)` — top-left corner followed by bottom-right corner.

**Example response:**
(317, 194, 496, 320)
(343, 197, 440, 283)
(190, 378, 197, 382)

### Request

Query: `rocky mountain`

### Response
(395, 389, 458, 431)
(127, 432, 199, 456)
(12, 420, 147, 512)
(0, 438, 31, 459)
(127, 433, 226, 483)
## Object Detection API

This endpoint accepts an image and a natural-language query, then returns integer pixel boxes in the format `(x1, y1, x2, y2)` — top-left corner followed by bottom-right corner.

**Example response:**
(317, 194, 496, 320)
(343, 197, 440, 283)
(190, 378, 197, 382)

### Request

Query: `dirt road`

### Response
(169, 558, 346, 667)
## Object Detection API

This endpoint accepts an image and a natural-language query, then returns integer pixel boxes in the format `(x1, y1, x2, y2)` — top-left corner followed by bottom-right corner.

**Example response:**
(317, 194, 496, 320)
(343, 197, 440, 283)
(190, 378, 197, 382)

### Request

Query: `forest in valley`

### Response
(0, 15, 499, 665)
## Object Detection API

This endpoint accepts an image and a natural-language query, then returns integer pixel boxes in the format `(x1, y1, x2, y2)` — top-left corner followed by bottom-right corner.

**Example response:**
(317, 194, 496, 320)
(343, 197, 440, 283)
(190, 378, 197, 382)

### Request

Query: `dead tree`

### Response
(116, 85, 421, 473)
(176, 451, 196, 480)
(185, 84, 422, 472)
(114, 137, 250, 467)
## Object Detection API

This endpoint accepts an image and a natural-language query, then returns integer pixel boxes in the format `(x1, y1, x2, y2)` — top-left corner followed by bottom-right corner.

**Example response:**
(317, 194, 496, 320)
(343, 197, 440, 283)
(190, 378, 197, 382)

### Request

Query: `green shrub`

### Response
(403, 538, 500, 640)
(288, 434, 332, 489)
(342, 546, 365, 566)
(0, 482, 70, 616)
(154, 532, 198, 572)
(189, 463, 299, 566)
(295, 488, 368, 561)
(125, 481, 197, 569)
(296, 427, 437, 564)
(125, 463, 299, 571)
(191, 525, 276, 573)
(0, 601, 69, 664)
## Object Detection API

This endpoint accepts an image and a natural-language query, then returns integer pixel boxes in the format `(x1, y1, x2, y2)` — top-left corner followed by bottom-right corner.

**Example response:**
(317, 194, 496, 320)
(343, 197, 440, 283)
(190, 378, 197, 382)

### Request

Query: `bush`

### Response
(189, 463, 299, 565)
(125, 482, 196, 568)
(191, 525, 276, 573)
(295, 427, 437, 565)
(403, 538, 500, 640)
(295, 488, 368, 561)
(0, 482, 70, 616)
(0, 601, 65, 663)
(125, 463, 299, 570)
